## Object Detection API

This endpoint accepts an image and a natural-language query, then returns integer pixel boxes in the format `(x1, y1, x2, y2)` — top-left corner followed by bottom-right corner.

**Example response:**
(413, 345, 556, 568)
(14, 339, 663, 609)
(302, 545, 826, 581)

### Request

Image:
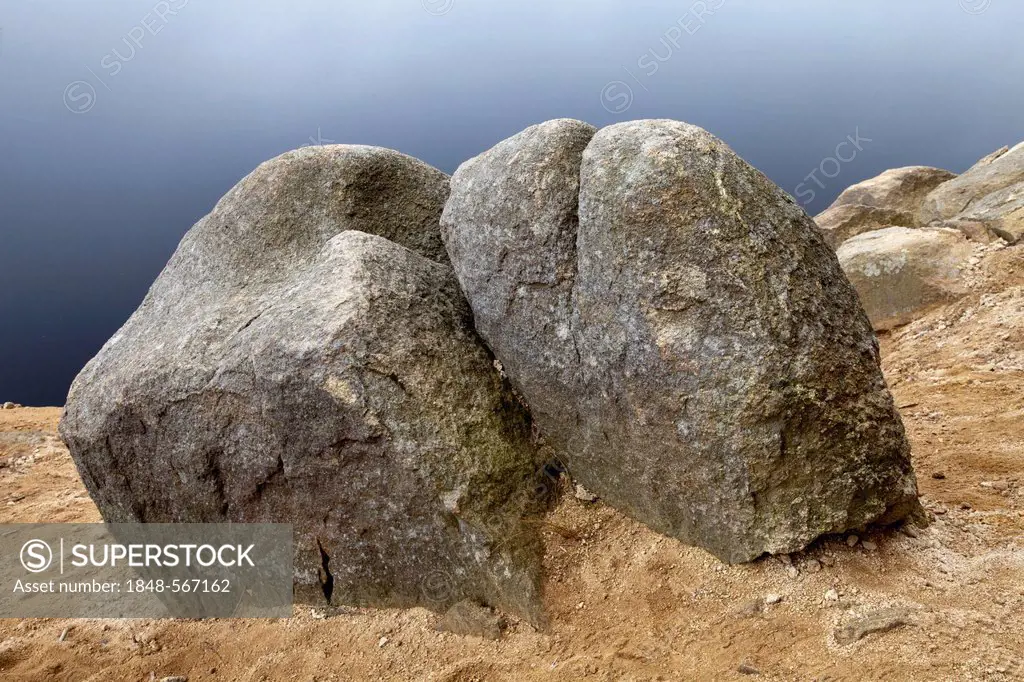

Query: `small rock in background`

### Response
(735, 599, 765, 618)
(824, 589, 839, 602)
(830, 166, 957, 217)
(931, 472, 947, 480)
(378, 636, 389, 648)
(942, 218, 1011, 244)
(436, 600, 504, 640)
(804, 558, 822, 573)
(820, 555, 837, 567)
(861, 540, 878, 551)
(837, 227, 974, 331)
(834, 607, 914, 645)
(920, 143, 1024, 238)
(737, 662, 761, 675)
(574, 484, 598, 503)
(1, 402, 16, 410)
(815, 165, 957, 247)
(764, 594, 783, 605)
(815, 204, 916, 249)
(846, 535, 860, 548)
(160, 677, 188, 682)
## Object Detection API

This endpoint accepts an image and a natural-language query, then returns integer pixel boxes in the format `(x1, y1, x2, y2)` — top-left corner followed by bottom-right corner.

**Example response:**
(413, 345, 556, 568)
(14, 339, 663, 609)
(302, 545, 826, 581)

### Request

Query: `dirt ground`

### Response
(1, 259, 1023, 681)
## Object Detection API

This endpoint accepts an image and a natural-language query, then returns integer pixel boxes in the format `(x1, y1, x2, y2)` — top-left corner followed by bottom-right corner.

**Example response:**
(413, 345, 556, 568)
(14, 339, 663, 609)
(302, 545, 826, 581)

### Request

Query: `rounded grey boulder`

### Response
(191, 144, 452, 266)
(443, 119, 922, 563)
(60, 147, 548, 624)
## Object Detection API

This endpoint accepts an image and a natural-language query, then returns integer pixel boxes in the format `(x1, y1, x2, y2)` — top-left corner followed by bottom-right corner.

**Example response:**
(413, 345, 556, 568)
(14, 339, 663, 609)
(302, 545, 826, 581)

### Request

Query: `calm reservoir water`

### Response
(1, 0, 1022, 405)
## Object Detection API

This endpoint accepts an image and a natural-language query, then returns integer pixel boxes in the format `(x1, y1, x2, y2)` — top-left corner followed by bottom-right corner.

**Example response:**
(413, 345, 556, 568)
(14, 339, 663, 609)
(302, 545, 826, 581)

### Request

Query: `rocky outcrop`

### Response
(937, 218, 1015, 245)
(955, 181, 1024, 244)
(815, 204, 916, 248)
(837, 227, 974, 331)
(60, 146, 549, 625)
(830, 166, 957, 216)
(967, 145, 1010, 172)
(815, 166, 956, 247)
(443, 119, 921, 563)
(919, 143, 1024, 225)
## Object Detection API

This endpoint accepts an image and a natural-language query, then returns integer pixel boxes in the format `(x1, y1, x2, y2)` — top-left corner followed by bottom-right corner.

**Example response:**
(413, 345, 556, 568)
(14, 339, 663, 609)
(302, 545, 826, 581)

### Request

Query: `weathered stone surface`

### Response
(443, 119, 921, 563)
(186, 144, 451, 264)
(60, 147, 548, 625)
(815, 204, 915, 248)
(441, 119, 597, 447)
(919, 143, 1024, 224)
(830, 166, 956, 217)
(837, 227, 974, 331)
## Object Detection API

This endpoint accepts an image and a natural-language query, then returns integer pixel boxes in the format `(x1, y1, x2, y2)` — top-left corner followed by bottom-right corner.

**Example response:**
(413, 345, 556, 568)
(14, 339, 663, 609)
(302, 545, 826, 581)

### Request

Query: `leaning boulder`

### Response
(919, 143, 1024, 224)
(60, 146, 548, 625)
(443, 119, 921, 563)
(829, 166, 956, 217)
(837, 227, 974, 331)
(441, 118, 597, 457)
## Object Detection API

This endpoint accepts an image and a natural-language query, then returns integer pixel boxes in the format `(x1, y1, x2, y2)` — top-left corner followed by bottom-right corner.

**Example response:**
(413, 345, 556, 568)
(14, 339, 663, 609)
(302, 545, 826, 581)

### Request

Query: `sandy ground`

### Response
(1, 254, 1023, 680)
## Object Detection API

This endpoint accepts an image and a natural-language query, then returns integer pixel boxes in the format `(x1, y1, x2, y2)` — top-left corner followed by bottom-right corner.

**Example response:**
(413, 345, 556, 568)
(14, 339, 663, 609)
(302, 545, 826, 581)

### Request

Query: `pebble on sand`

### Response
(574, 484, 599, 503)
(834, 608, 913, 645)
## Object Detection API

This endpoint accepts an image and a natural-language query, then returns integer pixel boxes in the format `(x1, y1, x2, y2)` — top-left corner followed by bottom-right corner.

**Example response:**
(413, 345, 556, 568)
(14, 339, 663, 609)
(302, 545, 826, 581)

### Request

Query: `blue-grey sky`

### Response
(1, 0, 1022, 405)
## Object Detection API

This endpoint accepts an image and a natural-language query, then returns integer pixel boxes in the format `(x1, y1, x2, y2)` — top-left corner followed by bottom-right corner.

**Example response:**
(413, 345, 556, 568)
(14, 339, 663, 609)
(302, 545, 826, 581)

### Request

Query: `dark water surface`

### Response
(1, 0, 1022, 405)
